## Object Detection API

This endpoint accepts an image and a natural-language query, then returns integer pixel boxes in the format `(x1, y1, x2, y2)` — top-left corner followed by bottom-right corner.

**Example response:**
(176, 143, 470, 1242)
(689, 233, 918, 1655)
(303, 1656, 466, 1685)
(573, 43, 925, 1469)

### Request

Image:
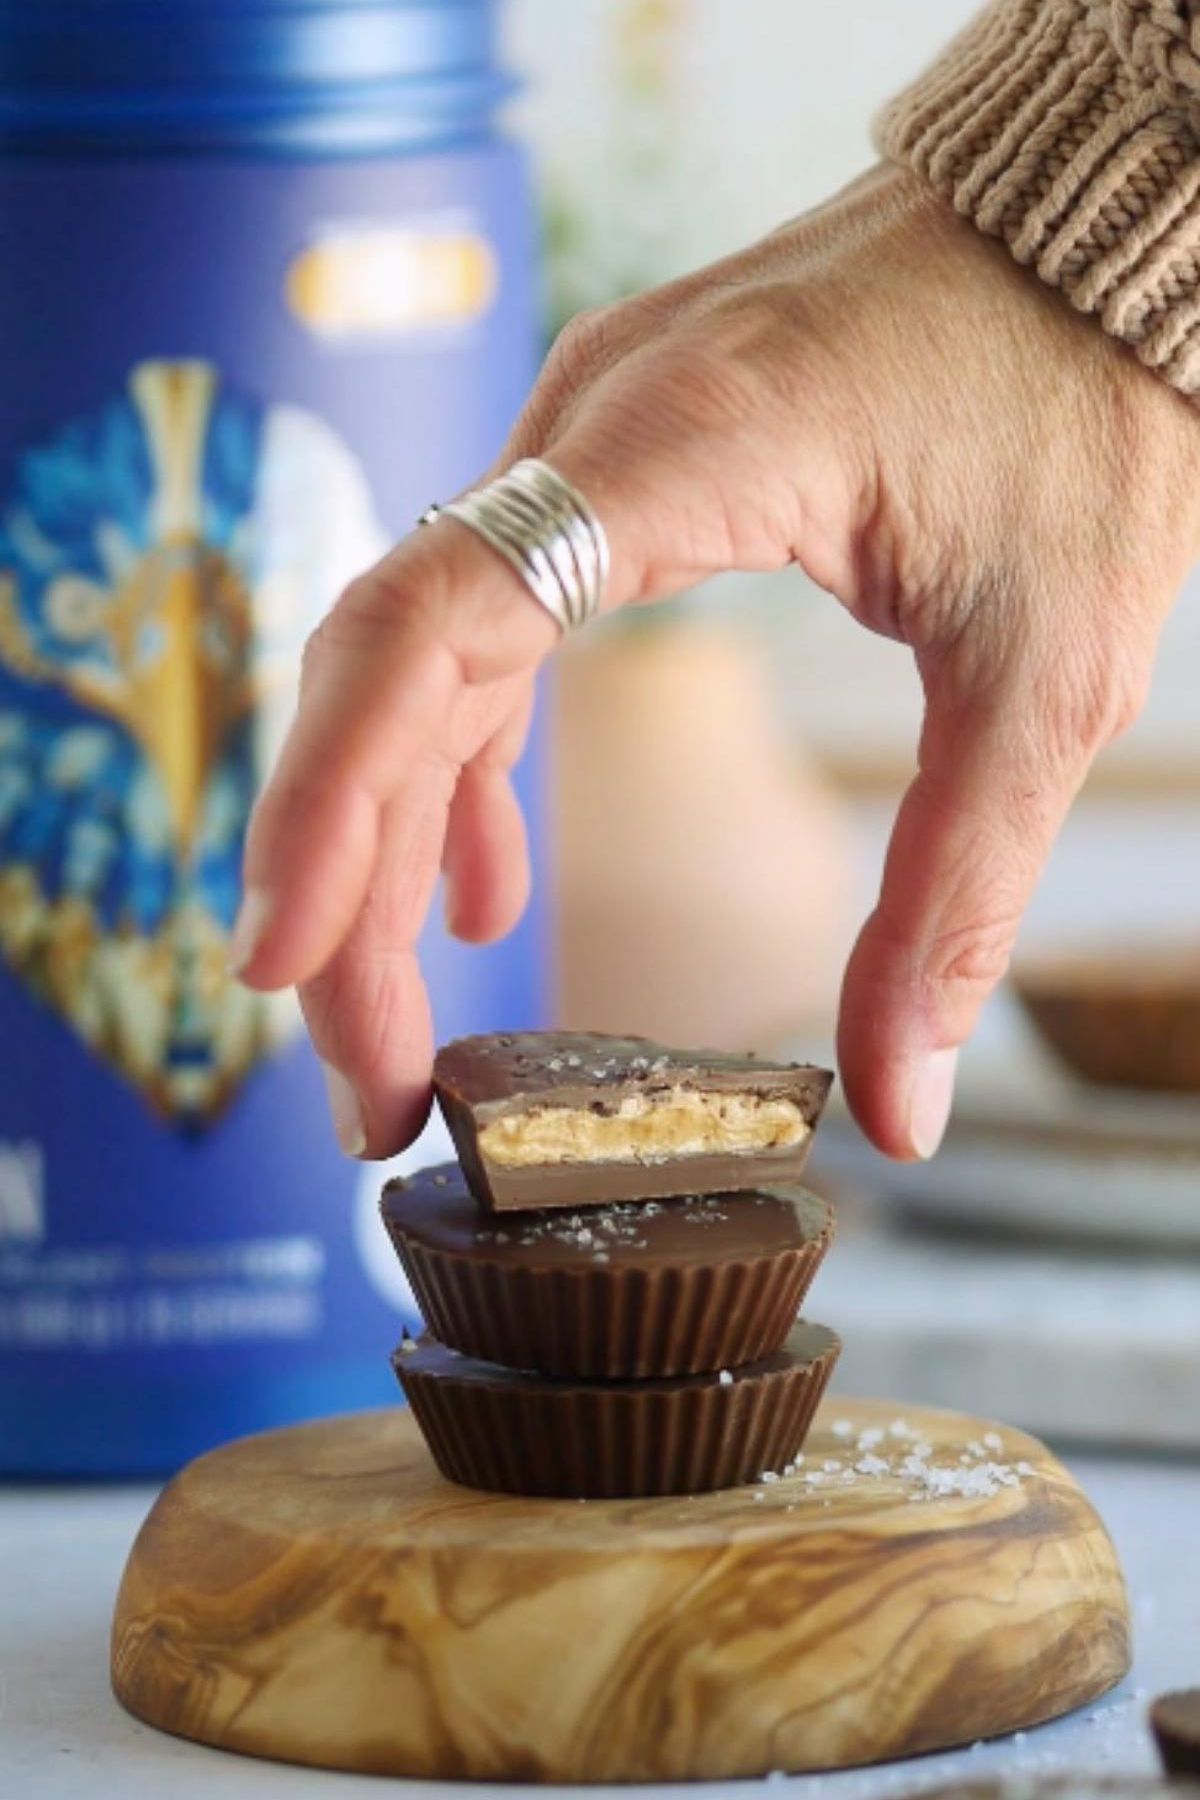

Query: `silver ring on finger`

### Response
(418, 457, 609, 634)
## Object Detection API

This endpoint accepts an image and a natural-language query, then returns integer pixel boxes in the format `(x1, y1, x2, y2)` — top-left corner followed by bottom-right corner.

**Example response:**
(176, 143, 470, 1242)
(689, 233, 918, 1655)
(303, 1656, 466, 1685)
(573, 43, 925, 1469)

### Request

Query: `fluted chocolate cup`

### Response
(381, 1164, 834, 1380)
(394, 1322, 841, 1500)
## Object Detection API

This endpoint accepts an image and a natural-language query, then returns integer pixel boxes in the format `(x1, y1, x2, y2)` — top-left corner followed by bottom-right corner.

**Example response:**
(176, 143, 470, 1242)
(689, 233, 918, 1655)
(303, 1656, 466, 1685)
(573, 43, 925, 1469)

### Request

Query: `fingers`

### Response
(306, 944, 433, 1161)
(442, 686, 535, 944)
(297, 765, 452, 1160)
(299, 678, 532, 1158)
(234, 526, 559, 993)
(304, 748, 534, 1160)
(238, 327, 804, 999)
(837, 641, 1146, 1162)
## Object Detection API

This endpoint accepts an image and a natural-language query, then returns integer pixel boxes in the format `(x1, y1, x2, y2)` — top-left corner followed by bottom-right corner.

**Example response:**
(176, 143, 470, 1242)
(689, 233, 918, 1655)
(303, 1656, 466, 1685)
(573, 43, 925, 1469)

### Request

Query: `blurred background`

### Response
(1, 0, 1197, 1476)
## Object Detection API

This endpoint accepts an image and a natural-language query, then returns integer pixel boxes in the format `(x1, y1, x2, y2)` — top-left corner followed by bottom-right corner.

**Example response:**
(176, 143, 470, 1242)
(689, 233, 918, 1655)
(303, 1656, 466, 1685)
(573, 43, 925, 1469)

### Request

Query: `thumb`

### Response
(837, 638, 1147, 1161)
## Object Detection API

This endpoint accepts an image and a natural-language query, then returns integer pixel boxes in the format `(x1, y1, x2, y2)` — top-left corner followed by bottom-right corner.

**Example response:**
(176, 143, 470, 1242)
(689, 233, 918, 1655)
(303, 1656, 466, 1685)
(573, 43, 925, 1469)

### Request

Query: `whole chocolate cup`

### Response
(393, 1321, 841, 1500)
(1151, 1690, 1200, 1777)
(381, 1164, 835, 1379)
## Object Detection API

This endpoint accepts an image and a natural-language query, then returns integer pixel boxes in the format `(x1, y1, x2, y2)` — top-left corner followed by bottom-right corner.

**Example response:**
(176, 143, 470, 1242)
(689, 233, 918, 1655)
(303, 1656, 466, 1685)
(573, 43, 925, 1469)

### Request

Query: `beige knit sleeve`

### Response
(877, 0, 1200, 394)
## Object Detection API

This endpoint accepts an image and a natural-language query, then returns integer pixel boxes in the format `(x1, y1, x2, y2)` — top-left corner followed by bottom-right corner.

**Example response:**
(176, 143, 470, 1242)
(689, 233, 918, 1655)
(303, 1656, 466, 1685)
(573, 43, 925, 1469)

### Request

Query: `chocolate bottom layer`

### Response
(394, 1321, 840, 1500)
(382, 1165, 834, 1378)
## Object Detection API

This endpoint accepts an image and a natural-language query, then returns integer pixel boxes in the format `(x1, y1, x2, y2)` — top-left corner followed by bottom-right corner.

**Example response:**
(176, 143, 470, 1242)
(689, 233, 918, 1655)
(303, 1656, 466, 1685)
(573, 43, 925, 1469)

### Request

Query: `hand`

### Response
(235, 165, 1200, 1161)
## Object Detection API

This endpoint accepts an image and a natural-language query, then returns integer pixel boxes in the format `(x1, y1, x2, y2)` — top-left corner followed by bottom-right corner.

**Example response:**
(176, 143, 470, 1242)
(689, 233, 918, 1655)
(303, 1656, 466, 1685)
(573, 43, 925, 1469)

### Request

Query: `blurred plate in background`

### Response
(805, 994, 1200, 1251)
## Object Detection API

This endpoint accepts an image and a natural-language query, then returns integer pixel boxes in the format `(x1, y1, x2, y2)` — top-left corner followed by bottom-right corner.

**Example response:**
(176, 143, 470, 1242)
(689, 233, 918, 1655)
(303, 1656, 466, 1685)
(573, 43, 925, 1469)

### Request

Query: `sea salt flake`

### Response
(856, 1427, 885, 1451)
(901, 1454, 1028, 1502)
(856, 1453, 889, 1477)
(718, 1370, 734, 1387)
(832, 1420, 855, 1440)
(760, 1470, 781, 1484)
(983, 1431, 1004, 1452)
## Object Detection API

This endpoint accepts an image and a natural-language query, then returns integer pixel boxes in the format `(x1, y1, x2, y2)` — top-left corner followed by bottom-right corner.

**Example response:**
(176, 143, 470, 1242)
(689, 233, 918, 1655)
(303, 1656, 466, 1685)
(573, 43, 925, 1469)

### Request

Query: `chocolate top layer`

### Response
(433, 1031, 833, 1120)
(395, 1321, 839, 1392)
(381, 1162, 833, 1271)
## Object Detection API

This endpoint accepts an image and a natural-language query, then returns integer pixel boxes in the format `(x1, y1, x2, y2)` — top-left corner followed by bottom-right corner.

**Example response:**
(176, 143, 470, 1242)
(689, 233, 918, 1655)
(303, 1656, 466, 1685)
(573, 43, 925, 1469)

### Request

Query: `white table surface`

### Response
(2, 1451, 1196, 1800)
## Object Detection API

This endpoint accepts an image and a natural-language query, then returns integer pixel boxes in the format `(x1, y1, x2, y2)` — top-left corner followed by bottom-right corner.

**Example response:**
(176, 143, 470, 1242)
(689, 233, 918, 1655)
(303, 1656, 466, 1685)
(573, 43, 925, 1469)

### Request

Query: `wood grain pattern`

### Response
(110, 1399, 1131, 1784)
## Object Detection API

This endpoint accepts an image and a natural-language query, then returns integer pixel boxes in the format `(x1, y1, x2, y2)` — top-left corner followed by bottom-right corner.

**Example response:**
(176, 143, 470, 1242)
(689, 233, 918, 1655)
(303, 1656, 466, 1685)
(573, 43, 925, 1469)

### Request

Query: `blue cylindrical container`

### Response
(0, 0, 542, 1473)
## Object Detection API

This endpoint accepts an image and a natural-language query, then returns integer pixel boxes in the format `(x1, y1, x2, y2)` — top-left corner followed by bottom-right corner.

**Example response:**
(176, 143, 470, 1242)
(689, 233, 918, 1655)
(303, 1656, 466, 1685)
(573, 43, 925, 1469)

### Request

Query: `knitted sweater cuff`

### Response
(876, 0, 1200, 395)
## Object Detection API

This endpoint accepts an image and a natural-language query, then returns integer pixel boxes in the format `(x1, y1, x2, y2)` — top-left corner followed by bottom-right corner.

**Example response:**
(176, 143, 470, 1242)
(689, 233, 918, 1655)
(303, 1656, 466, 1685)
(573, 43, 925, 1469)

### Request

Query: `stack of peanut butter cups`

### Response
(382, 1032, 841, 1500)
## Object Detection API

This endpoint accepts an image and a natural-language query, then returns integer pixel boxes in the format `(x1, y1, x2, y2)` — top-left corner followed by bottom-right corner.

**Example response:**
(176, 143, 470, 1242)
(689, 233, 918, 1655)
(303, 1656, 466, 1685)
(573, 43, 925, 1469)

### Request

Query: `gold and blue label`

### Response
(0, 359, 384, 1123)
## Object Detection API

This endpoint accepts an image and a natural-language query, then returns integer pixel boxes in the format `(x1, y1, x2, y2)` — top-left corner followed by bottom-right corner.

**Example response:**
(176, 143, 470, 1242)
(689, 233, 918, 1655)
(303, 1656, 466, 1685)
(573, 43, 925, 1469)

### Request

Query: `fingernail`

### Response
(228, 888, 271, 977)
(908, 1047, 959, 1160)
(322, 1062, 367, 1158)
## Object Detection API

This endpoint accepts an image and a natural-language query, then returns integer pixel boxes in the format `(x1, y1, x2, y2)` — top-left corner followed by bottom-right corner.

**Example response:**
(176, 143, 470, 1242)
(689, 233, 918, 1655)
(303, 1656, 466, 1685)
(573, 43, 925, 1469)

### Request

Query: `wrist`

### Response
(878, 0, 1200, 403)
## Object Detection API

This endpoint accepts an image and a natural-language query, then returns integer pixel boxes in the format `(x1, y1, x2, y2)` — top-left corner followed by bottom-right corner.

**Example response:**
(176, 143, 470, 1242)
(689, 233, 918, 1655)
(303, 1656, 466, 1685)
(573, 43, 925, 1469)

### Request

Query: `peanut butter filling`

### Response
(477, 1086, 809, 1169)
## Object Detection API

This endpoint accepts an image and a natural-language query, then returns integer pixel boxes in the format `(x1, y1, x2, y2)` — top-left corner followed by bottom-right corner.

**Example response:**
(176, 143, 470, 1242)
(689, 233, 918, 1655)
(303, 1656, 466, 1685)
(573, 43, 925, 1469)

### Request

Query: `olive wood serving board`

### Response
(111, 1398, 1130, 1784)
